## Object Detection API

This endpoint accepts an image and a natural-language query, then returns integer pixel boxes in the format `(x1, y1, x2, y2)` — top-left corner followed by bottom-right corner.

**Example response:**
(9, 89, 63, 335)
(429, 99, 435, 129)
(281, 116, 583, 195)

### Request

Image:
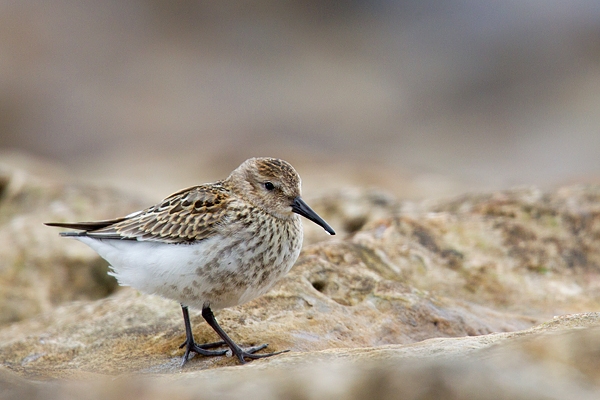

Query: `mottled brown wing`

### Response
(84, 183, 234, 243)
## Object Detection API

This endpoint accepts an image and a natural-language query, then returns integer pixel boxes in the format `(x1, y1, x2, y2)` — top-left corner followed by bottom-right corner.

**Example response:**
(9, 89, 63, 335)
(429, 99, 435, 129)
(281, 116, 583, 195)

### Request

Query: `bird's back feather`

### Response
(45, 182, 236, 243)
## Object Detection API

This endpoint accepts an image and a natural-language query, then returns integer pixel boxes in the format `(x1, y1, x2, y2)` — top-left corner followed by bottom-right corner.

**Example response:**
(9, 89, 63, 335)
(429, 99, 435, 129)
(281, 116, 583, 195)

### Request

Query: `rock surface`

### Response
(1, 156, 600, 399)
(2, 314, 600, 399)
(353, 185, 600, 317)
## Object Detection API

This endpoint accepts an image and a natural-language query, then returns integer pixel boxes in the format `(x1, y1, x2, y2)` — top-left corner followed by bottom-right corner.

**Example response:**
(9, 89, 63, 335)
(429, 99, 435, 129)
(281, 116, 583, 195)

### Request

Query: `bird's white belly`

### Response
(74, 226, 302, 309)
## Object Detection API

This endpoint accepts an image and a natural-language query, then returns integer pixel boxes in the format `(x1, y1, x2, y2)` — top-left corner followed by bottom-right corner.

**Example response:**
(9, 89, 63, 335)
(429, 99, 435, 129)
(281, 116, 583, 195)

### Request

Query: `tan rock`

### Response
(2, 314, 600, 399)
(2, 155, 600, 398)
(349, 186, 600, 317)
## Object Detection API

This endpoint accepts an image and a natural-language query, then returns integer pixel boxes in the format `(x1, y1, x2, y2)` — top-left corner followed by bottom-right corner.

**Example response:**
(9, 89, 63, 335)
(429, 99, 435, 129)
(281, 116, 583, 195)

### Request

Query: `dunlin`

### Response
(46, 157, 335, 365)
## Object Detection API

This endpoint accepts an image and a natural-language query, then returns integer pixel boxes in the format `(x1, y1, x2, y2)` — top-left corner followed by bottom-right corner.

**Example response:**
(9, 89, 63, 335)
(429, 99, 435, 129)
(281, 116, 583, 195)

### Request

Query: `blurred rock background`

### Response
(1, 0, 599, 199)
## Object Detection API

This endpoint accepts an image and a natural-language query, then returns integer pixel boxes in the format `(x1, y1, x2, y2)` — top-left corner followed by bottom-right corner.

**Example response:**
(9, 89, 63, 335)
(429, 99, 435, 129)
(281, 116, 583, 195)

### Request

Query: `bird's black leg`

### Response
(179, 304, 227, 366)
(201, 306, 289, 364)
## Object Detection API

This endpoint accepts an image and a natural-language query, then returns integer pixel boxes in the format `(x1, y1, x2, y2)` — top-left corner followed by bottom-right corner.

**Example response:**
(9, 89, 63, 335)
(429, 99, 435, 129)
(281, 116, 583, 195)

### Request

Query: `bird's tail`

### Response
(44, 218, 126, 232)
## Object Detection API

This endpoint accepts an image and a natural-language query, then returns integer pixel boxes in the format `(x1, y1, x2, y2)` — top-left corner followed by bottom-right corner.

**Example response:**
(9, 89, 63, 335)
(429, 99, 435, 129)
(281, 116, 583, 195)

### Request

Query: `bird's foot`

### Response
(227, 343, 290, 364)
(179, 340, 226, 350)
(180, 340, 228, 367)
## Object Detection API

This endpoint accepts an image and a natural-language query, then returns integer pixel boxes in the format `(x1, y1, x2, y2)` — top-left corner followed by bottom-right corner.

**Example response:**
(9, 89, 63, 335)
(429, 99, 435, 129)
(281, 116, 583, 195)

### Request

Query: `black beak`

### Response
(292, 197, 335, 235)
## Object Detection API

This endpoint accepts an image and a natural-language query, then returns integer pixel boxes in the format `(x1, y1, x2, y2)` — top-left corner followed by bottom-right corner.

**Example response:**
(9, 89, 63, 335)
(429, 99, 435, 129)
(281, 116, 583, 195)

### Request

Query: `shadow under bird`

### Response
(46, 157, 335, 365)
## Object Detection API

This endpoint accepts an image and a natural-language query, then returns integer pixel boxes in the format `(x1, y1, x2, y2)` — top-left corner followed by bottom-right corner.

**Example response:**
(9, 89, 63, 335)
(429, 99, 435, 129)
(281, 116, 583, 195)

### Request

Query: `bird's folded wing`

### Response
(46, 184, 235, 243)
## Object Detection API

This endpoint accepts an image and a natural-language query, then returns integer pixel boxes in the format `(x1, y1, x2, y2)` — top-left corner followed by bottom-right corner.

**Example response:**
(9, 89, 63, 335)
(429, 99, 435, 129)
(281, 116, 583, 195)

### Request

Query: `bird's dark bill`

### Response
(291, 197, 335, 235)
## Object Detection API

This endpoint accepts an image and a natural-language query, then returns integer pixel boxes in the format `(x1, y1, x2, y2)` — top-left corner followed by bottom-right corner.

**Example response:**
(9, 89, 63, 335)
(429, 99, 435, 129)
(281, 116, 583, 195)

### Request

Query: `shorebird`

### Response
(46, 157, 335, 365)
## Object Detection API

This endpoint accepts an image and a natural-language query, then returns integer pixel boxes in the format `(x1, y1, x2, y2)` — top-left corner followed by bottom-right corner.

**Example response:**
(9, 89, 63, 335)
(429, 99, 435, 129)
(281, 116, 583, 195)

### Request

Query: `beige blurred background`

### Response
(1, 0, 599, 200)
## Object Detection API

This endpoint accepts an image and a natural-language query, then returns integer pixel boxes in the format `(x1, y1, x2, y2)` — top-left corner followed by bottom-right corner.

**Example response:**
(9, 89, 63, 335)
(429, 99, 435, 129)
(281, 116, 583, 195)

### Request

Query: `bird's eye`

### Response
(264, 182, 275, 191)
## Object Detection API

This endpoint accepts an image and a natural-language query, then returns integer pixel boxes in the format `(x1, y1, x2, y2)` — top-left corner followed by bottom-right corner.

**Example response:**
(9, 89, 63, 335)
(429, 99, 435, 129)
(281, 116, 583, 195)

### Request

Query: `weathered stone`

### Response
(2, 156, 600, 399)
(2, 314, 600, 399)
(348, 186, 600, 318)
